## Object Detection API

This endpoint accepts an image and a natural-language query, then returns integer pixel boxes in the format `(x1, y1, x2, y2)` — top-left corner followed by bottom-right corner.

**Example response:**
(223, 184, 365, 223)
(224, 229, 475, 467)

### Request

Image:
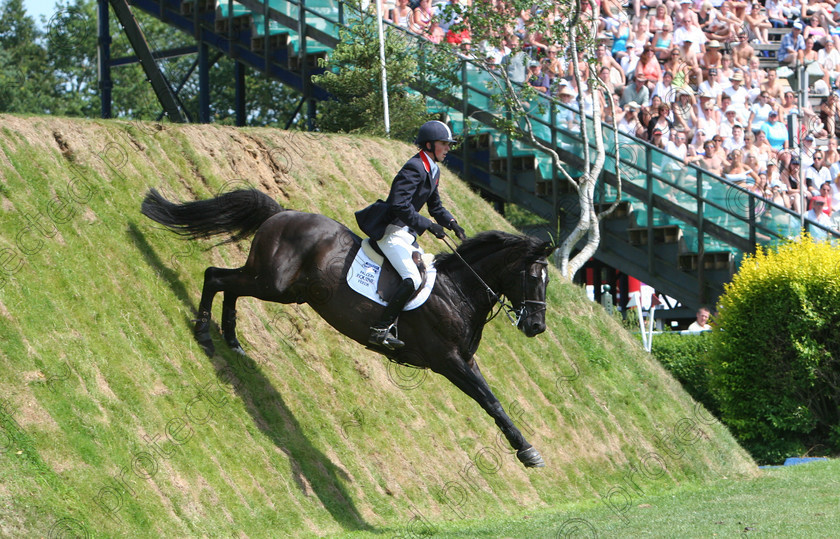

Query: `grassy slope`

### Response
(0, 115, 756, 537)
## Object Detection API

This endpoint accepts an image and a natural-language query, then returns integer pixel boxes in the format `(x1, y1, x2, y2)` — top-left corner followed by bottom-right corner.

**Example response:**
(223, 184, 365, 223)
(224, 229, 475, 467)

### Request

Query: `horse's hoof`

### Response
(517, 447, 545, 468)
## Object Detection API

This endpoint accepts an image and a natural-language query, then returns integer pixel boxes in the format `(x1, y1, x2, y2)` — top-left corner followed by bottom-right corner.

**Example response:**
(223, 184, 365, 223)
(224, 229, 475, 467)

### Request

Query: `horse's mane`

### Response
(434, 231, 547, 274)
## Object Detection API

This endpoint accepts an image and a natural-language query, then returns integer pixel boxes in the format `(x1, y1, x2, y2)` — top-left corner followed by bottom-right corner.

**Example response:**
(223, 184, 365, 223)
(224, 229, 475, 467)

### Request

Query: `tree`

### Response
(437, 0, 624, 278)
(0, 0, 52, 113)
(312, 5, 430, 141)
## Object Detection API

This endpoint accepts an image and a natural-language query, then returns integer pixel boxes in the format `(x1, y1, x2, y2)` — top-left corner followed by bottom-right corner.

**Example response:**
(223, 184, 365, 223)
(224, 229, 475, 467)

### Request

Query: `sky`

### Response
(24, 0, 62, 28)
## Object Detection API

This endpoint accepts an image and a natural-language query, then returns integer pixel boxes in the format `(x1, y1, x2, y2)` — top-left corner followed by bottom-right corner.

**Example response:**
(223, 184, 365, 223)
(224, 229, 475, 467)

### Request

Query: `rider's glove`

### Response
(427, 223, 446, 239)
(450, 220, 467, 241)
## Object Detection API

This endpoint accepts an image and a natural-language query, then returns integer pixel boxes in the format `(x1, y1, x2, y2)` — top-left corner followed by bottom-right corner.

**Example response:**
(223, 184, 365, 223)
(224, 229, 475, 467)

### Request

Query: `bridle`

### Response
(442, 235, 548, 328)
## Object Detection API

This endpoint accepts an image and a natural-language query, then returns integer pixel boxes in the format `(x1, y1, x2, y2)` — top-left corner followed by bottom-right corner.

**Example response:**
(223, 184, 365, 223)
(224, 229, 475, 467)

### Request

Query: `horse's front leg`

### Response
(439, 358, 545, 468)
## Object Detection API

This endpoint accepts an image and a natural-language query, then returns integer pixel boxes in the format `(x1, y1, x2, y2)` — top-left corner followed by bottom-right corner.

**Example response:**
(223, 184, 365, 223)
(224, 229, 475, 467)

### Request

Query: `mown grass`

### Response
(0, 115, 756, 537)
(336, 459, 839, 538)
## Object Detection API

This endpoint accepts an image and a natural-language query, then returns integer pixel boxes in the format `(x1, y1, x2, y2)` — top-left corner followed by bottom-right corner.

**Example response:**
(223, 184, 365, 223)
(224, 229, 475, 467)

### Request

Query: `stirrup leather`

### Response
(368, 324, 404, 350)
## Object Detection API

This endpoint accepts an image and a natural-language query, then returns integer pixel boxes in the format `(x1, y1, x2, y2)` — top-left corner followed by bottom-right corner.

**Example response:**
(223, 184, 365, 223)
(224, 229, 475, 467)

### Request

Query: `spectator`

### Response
(503, 35, 529, 84)
(806, 196, 833, 239)
(732, 29, 755, 67)
(651, 4, 672, 33)
(803, 15, 829, 48)
(766, 0, 791, 27)
(724, 71, 750, 114)
(699, 98, 720, 135)
(648, 102, 674, 139)
(700, 39, 723, 76)
(761, 110, 789, 151)
(748, 90, 775, 133)
(724, 148, 761, 184)
(718, 52, 736, 81)
(779, 21, 806, 65)
(745, 2, 772, 43)
(723, 123, 747, 152)
(698, 67, 725, 101)
(815, 181, 836, 214)
(391, 0, 413, 28)
(665, 129, 690, 161)
(700, 139, 725, 173)
(527, 60, 551, 95)
(673, 87, 698, 135)
(618, 102, 642, 135)
(719, 106, 740, 138)
(652, 70, 676, 104)
(611, 18, 632, 61)
(631, 16, 654, 52)
(411, 0, 434, 35)
(675, 13, 708, 54)
(744, 57, 766, 92)
(779, 90, 800, 124)
(653, 24, 675, 61)
(761, 68, 785, 100)
(687, 307, 712, 331)
(806, 149, 831, 197)
(818, 40, 840, 89)
(650, 126, 667, 148)
(636, 45, 663, 85)
(780, 158, 804, 212)
(828, 170, 840, 207)
(621, 43, 644, 77)
(596, 42, 627, 90)
(621, 73, 651, 107)
(754, 127, 776, 162)
(556, 86, 578, 128)
(825, 136, 840, 166)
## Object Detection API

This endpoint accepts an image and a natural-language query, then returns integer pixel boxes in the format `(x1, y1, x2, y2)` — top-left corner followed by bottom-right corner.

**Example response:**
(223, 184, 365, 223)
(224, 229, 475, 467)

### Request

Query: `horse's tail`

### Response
(141, 188, 285, 243)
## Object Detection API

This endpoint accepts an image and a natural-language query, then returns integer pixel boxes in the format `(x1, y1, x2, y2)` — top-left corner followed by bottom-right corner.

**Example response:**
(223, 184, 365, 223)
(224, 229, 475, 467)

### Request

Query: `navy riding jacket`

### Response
(356, 152, 455, 240)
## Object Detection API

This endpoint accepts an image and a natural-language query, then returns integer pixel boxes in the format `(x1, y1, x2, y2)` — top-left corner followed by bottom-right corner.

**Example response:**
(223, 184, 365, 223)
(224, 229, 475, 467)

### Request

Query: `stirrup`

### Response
(368, 325, 404, 350)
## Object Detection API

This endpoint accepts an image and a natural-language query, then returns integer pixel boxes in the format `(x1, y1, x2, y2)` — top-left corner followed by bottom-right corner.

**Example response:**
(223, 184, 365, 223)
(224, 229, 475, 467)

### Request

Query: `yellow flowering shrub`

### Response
(709, 235, 840, 464)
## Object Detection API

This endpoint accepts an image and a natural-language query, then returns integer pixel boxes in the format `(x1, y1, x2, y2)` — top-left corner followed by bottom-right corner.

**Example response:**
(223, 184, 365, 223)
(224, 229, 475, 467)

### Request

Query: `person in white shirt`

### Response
(718, 106, 739, 138)
(698, 67, 725, 101)
(724, 71, 750, 115)
(748, 91, 775, 134)
(723, 124, 746, 153)
(806, 150, 832, 197)
(806, 197, 834, 241)
(665, 130, 689, 161)
(651, 71, 675, 104)
(618, 102, 642, 135)
(687, 307, 712, 331)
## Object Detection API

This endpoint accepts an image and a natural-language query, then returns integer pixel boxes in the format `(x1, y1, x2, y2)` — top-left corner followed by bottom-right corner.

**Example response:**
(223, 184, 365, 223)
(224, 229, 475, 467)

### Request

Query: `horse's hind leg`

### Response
(221, 292, 244, 354)
(195, 266, 247, 356)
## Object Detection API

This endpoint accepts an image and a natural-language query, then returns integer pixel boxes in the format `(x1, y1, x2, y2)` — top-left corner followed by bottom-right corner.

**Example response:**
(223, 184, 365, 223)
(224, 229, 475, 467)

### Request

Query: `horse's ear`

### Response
(540, 241, 557, 257)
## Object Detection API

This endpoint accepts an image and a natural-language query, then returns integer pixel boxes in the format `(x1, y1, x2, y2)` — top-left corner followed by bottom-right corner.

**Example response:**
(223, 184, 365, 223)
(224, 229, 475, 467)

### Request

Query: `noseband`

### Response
(443, 235, 547, 329)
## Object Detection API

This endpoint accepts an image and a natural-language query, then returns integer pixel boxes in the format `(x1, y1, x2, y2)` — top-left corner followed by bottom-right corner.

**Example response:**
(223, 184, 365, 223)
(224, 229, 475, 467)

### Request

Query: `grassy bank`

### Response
(0, 115, 755, 537)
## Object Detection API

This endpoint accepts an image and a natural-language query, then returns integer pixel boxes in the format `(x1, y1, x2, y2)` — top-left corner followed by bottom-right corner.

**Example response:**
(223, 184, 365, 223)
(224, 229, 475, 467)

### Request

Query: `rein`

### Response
(441, 234, 533, 327)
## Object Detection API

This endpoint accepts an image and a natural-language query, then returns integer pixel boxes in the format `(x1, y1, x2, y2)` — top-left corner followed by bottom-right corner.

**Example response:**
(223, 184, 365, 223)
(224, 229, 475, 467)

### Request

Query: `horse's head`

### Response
(508, 242, 555, 337)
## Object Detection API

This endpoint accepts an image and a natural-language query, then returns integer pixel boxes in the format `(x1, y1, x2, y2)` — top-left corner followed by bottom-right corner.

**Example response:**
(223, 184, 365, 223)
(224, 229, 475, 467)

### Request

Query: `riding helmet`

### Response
(415, 120, 457, 146)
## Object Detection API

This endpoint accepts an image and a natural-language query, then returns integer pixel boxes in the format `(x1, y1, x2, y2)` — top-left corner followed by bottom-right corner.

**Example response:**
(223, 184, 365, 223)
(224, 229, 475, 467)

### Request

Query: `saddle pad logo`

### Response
(346, 247, 436, 310)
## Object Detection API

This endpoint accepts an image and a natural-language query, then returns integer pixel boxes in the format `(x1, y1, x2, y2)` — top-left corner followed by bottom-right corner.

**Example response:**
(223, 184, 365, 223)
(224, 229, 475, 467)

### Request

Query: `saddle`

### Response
(360, 239, 434, 303)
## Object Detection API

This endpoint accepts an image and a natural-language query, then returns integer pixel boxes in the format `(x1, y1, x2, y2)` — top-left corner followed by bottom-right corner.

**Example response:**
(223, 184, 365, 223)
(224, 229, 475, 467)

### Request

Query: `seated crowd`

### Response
(379, 0, 840, 235)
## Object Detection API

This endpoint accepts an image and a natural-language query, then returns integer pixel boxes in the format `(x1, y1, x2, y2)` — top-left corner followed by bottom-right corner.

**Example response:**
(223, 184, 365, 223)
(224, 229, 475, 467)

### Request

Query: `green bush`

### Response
(650, 332, 717, 415)
(708, 236, 840, 464)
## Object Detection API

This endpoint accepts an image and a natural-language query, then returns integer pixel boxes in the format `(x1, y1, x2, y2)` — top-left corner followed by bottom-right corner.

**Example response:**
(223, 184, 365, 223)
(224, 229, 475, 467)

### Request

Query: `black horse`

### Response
(141, 188, 553, 467)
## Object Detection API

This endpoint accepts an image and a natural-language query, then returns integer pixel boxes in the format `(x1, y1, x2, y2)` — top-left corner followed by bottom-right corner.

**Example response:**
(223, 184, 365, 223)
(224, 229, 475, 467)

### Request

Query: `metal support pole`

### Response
(109, 0, 185, 122)
(234, 61, 246, 127)
(198, 41, 210, 123)
(98, 0, 112, 119)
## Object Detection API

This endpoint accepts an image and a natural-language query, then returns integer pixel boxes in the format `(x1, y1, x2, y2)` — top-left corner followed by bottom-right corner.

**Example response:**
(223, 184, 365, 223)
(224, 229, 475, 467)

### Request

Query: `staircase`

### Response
(119, 0, 840, 311)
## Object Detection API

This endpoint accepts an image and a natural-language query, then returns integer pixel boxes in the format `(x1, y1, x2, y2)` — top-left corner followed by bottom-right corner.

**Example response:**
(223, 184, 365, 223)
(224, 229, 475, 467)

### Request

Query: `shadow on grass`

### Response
(127, 221, 373, 532)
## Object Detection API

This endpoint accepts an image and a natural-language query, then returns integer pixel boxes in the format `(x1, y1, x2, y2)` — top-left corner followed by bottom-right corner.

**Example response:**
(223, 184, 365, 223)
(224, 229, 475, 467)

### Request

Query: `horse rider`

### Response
(355, 120, 468, 350)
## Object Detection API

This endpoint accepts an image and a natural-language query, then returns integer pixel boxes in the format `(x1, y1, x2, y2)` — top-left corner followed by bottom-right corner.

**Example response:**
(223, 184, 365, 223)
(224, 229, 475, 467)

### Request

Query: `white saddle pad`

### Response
(346, 240, 437, 310)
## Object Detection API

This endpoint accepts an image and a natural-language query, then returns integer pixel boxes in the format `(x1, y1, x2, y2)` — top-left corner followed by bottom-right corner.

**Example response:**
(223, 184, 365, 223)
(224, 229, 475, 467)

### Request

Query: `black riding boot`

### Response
(369, 278, 417, 350)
